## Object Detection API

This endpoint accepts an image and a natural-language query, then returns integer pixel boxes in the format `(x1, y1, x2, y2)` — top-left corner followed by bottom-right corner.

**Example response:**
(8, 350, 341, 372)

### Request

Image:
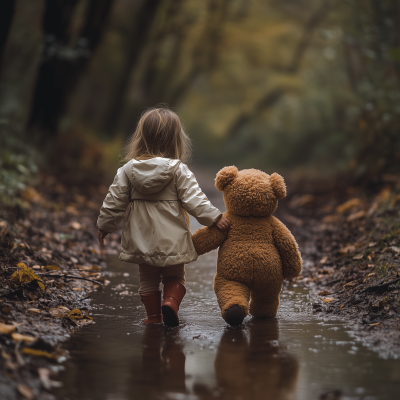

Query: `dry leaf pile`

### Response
(0, 176, 115, 398)
(281, 177, 400, 355)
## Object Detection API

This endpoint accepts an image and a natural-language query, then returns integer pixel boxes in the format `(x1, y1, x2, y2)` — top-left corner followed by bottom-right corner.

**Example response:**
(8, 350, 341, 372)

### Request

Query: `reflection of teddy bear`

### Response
(192, 167, 302, 326)
(213, 320, 299, 400)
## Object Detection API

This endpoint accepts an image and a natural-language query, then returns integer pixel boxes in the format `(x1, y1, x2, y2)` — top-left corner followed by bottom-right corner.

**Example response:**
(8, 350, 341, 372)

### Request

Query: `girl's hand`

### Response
(98, 230, 109, 245)
(215, 215, 231, 234)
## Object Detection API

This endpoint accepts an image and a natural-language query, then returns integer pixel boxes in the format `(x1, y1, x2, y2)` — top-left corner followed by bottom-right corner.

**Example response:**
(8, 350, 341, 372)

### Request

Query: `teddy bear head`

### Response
(214, 166, 286, 217)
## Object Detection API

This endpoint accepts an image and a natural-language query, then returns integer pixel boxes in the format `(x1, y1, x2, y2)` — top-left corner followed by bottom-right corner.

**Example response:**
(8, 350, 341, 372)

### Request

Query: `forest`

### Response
(1, 1, 400, 399)
(1, 0, 400, 199)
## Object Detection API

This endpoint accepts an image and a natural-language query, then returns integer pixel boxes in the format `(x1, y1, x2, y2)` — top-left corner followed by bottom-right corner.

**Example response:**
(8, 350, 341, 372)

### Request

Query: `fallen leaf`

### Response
(12, 333, 36, 343)
(68, 308, 84, 320)
(368, 242, 377, 248)
(344, 281, 358, 288)
(347, 210, 366, 222)
(73, 287, 82, 291)
(338, 246, 356, 254)
(322, 215, 339, 224)
(366, 273, 376, 278)
(22, 348, 56, 359)
(367, 264, 375, 268)
(0, 322, 16, 335)
(369, 322, 382, 327)
(319, 256, 328, 264)
(70, 221, 81, 230)
(44, 265, 61, 271)
(17, 384, 34, 400)
(353, 254, 363, 260)
(377, 187, 391, 202)
(32, 265, 41, 270)
(28, 308, 41, 314)
(336, 198, 362, 213)
(49, 306, 70, 318)
(38, 367, 63, 389)
(340, 305, 345, 309)
(383, 246, 400, 254)
(318, 290, 331, 296)
(11, 263, 45, 292)
(290, 194, 314, 208)
(321, 297, 336, 303)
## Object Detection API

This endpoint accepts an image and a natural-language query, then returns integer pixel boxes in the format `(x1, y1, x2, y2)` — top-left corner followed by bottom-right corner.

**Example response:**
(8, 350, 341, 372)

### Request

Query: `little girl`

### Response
(97, 107, 230, 327)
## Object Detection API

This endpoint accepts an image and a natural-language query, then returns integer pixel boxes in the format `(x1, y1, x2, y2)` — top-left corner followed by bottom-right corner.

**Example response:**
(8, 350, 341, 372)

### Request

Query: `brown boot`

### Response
(162, 281, 186, 327)
(141, 290, 163, 324)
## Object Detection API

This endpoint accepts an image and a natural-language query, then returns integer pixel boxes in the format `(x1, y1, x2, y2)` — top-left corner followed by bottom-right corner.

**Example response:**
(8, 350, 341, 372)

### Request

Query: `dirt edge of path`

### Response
(279, 178, 400, 359)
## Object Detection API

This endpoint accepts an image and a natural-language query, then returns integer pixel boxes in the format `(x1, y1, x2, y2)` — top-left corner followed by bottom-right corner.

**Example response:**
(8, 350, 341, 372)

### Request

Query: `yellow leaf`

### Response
(340, 305, 345, 309)
(44, 265, 61, 271)
(321, 297, 335, 303)
(11, 263, 45, 292)
(68, 308, 84, 320)
(12, 333, 36, 343)
(0, 322, 16, 335)
(21, 348, 56, 359)
(336, 198, 362, 213)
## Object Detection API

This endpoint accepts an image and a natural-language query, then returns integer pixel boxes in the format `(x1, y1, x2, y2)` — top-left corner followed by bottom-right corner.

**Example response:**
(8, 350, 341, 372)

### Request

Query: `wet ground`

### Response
(52, 218, 400, 400)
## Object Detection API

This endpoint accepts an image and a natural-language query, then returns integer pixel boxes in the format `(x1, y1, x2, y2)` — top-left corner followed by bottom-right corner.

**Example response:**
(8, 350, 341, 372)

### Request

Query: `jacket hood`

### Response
(127, 157, 181, 194)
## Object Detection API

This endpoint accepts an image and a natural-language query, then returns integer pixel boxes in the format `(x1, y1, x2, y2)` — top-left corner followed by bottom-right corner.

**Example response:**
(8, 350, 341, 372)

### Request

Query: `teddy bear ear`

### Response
(215, 166, 238, 191)
(270, 173, 286, 199)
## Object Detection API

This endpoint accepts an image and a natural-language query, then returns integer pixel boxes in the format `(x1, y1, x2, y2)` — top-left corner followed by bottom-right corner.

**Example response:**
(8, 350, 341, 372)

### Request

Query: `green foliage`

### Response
(0, 120, 38, 205)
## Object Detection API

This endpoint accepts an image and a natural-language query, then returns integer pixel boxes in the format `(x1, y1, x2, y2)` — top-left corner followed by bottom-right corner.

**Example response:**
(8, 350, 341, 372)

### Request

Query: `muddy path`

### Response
(51, 210, 400, 400)
(53, 250, 400, 400)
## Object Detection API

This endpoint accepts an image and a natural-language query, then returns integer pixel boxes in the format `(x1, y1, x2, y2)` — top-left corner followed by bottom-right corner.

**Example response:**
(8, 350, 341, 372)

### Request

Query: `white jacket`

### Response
(97, 157, 221, 267)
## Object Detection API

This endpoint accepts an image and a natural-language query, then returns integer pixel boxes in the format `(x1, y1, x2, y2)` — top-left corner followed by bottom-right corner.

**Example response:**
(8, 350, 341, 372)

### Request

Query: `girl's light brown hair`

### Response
(121, 107, 191, 163)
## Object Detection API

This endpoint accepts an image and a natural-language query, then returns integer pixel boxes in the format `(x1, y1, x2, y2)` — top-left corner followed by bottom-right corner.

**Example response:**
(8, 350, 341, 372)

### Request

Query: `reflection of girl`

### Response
(97, 107, 230, 326)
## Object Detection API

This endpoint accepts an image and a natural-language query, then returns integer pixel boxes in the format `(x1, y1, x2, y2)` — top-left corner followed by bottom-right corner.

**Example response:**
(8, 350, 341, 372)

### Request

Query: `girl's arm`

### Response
(176, 163, 222, 228)
(97, 165, 131, 235)
(271, 216, 302, 279)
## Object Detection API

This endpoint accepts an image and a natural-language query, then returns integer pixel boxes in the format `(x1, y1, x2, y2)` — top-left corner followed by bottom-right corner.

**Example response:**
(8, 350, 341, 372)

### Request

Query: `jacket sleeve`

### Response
(176, 164, 221, 227)
(96, 165, 131, 233)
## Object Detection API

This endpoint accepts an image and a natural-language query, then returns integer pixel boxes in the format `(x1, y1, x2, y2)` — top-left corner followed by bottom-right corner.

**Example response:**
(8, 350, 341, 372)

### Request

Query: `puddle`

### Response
(53, 216, 400, 400)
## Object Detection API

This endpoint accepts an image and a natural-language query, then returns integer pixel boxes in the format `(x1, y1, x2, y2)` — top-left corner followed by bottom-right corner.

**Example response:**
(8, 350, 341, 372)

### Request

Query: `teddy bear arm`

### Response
(272, 217, 302, 279)
(192, 226, 226, 255)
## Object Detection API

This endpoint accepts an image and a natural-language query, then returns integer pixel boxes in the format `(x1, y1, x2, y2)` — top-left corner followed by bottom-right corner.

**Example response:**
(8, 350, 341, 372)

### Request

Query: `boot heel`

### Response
(162, 304, 179, 327)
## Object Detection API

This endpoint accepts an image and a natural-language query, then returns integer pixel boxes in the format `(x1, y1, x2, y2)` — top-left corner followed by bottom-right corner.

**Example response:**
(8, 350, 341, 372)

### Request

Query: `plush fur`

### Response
(192, 167, 302, 321)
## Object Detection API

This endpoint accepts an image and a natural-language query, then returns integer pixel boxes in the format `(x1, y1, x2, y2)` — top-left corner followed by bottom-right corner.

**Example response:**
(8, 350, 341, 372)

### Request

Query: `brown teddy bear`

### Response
(192, 166, 302, 326)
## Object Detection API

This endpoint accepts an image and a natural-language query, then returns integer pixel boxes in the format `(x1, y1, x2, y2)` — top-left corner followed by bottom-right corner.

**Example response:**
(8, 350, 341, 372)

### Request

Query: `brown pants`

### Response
(138, 263, 185, 294)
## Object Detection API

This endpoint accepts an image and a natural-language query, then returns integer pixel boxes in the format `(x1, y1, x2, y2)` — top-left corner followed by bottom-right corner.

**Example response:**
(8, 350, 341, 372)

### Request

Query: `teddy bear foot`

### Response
(225, 305, 244, 326)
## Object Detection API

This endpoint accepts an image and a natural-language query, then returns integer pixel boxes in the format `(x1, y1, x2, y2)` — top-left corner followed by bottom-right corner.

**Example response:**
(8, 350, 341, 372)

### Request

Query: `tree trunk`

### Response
(103, 0, 160, 133)
(28, 0, 114, 139)
(0, 0, 16, 62)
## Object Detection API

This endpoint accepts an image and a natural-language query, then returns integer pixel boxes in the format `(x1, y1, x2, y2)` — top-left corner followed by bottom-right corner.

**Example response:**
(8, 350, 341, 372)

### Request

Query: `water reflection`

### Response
(190, 319, 297, 400)
(137, 326, 187, 396)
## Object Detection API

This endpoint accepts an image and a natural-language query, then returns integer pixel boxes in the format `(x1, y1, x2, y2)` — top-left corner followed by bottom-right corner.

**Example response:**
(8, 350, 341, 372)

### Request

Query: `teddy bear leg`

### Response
(249, 292, 280, 319)
(214, 276, 250, 324)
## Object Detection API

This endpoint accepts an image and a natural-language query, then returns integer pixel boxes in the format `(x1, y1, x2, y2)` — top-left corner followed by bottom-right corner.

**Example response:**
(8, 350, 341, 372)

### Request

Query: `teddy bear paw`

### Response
(225, 305, 244, 326)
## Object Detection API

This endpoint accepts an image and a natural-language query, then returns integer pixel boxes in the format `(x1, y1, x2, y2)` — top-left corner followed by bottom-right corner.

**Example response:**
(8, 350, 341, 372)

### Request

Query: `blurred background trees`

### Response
(0, 0, 399, 195)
